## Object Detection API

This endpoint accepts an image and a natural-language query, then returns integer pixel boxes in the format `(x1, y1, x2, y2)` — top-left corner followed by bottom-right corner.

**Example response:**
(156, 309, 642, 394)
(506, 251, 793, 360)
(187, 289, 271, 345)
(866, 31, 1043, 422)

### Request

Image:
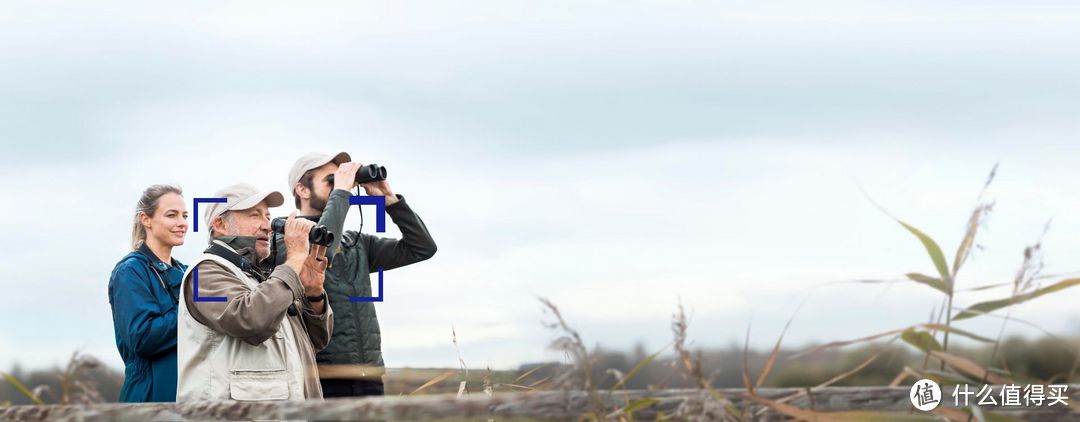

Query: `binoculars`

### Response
(271, 219, 335, 246)
(327, 163, 387, 186)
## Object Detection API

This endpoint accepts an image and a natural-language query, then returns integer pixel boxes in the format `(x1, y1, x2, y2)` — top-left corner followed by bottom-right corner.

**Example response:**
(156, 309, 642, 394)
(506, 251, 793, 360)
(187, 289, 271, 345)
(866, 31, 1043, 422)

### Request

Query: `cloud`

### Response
(5, 0, 1080, 164)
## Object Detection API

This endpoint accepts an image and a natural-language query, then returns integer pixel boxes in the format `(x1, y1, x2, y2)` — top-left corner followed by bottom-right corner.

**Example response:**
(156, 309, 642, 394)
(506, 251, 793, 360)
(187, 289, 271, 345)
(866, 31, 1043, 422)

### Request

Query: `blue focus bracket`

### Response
(188, 196, 387, 303)
(192, 267, 227, 302)
(192, 197, 227, 233)
(348, 195, 387, 232)
(192, 197, 228, 302)
(348, 195, 387, 302)
(350, 268, 384, 302)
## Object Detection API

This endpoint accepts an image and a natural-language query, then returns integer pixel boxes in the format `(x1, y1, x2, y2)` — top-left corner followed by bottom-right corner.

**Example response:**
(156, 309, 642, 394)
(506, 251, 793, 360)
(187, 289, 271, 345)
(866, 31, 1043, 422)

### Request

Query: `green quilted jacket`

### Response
(269, 189, 436, 378)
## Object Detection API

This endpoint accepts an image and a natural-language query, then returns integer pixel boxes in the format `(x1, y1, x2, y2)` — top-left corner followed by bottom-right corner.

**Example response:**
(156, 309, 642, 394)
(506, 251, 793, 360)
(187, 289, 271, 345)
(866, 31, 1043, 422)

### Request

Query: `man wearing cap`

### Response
(176, 183, 334, 401)
(278, 152, 436, 397)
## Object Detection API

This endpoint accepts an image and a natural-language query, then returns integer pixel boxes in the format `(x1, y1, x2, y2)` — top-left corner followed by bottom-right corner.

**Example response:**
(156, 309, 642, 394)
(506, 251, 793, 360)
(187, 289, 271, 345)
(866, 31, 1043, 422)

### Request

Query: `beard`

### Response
(310, 191, 328, 213)
(255, 243, 271, 261)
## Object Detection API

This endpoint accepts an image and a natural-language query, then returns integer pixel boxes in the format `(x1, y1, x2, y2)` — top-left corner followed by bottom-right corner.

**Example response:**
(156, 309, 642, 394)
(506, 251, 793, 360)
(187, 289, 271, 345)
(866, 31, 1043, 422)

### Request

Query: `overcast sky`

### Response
(3, 1, 1080, 371)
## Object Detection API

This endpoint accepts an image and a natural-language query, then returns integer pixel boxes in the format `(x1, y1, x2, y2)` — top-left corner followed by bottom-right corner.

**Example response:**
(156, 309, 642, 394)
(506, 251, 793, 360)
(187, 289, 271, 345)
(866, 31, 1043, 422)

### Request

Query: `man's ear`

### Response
(210, 215, 228, 236)
(294, 182, 310, 201)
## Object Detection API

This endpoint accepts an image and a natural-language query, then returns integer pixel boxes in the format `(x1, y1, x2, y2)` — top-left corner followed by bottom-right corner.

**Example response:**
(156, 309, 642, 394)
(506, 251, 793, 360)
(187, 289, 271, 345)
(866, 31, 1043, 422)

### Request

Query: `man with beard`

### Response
(275, 152, 437, 397)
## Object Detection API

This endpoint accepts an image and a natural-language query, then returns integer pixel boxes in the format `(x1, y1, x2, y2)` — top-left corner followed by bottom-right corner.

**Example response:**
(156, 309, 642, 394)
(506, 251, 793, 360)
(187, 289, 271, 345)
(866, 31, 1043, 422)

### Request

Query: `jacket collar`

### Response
(211, 236, 259, 263)
(208, 236, 269, 281)
(137, 242, 180, 272)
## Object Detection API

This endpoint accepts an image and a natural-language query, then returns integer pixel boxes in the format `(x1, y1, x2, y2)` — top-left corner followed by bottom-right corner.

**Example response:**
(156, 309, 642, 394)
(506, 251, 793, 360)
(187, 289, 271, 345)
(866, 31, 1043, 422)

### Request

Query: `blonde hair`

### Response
(132, 184, 184, 250)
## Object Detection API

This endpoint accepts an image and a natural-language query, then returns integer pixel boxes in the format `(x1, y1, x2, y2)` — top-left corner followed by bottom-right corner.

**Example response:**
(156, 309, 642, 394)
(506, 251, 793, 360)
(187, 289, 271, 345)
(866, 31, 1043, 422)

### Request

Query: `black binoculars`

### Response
(327, 163, 387, 186)
(271, 219, 335, 246)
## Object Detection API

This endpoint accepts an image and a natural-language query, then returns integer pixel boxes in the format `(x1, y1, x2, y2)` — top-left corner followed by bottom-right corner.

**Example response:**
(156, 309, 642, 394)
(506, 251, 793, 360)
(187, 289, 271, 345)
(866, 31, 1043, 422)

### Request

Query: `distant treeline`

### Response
(561, 335, 1080, 390)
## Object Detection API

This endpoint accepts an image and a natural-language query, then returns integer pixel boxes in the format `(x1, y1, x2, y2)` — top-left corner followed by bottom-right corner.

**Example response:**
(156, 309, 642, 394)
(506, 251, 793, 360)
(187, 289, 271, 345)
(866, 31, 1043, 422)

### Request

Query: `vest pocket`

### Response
(229, 369, 289, 401)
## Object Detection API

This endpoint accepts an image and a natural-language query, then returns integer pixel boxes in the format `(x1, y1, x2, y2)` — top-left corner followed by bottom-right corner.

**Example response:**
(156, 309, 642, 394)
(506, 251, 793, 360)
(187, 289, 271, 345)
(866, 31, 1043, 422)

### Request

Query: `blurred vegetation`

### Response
(380, 335, 1080, 396)
(1, 352, 122, 406)
(4, 335, 1076, 404)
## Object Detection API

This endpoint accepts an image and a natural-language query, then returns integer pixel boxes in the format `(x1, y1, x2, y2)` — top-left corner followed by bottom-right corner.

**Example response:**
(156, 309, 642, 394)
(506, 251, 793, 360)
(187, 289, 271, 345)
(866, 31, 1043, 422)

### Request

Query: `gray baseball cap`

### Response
(288, 151, 352, 189)
(203, 183, 285, 232)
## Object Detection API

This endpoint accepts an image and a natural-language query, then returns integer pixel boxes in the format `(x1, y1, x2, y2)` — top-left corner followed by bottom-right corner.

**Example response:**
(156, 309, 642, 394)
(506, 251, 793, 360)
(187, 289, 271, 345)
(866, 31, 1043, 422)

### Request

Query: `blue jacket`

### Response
(108, 244, 185, 402)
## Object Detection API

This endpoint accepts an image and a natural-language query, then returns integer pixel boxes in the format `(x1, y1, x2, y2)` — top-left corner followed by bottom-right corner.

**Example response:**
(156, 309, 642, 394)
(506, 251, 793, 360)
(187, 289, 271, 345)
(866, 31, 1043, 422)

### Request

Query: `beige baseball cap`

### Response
(288, 151, 352, 189)
(203, 183, 285, 232)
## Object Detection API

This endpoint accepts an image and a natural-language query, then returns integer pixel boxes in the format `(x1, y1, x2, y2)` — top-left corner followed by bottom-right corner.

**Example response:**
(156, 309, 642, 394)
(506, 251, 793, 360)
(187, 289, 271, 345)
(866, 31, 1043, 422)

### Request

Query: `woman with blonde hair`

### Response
(108, 184, 188, 402)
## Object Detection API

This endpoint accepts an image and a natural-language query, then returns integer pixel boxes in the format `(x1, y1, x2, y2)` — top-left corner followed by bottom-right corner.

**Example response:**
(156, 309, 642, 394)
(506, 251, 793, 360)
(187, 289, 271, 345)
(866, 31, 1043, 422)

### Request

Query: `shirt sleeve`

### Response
(357, 195, 438, 272)
(300, 299, 334, 352)
(109, 264, 178, 358)
(183, 260, 306, 346)
(318, 189, 352, 261)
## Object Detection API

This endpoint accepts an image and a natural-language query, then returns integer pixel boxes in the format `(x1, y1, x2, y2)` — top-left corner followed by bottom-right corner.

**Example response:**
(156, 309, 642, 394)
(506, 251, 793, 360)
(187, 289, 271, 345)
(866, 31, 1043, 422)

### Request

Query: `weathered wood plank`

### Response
(2, 386, 1077, 421)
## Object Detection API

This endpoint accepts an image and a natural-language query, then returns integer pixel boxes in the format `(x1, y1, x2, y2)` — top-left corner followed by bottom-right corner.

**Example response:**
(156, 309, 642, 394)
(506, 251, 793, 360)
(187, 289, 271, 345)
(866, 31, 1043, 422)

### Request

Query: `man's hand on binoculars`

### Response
(283, 211, 316, 275)
(300, 244, 327, 298)
(361, 179, 398, 206)
(333, 162, 361, 191)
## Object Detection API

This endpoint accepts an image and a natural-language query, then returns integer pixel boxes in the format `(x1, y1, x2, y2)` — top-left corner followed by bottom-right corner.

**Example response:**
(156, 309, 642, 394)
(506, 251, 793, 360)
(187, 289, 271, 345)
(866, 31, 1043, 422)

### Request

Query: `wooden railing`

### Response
(2, 386, 1078, 421)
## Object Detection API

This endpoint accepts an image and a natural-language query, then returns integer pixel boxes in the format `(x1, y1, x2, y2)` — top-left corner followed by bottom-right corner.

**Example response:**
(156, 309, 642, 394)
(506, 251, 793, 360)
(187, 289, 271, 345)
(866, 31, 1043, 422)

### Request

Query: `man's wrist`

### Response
(284, 256, 305, 274)
(385, 193, 399, 206)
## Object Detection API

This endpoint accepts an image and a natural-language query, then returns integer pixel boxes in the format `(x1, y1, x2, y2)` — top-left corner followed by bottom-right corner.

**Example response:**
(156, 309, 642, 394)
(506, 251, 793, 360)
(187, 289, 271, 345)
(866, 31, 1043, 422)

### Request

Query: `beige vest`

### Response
(176, 253, 307, 401)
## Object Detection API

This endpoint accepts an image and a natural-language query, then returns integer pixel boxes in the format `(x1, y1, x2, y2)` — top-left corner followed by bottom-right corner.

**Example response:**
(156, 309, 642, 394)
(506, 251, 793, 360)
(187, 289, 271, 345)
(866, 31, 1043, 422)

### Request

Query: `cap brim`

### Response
(289, 151, 353, 188)
(330, 151, 352, 165)
(231, 190, 286, 211)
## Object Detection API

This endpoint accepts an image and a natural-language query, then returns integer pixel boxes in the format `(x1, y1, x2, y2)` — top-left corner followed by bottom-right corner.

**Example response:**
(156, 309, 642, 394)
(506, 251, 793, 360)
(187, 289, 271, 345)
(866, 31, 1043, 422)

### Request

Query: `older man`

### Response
(176, 183, 333, 401)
